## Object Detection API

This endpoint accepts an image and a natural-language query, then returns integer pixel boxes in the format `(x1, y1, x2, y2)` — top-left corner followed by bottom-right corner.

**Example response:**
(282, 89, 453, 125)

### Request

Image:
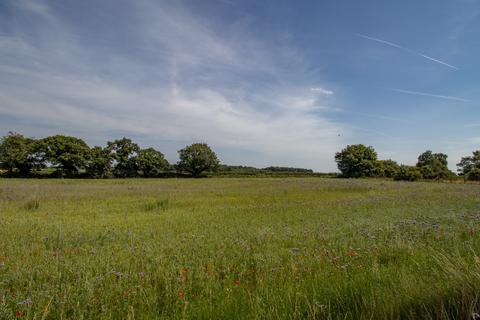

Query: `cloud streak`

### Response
(310, 87, 334, 95)
(390, 88, 469, 102)
(355, 33, 459, 70)
(0, 0, 347, 171)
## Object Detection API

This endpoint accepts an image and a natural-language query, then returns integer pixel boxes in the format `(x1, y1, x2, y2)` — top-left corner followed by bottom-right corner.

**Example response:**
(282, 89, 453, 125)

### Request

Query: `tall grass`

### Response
(0, 178, 480, 319)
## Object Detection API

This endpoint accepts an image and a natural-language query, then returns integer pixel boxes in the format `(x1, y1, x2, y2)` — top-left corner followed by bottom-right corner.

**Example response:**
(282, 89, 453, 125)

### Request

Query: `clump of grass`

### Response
(23, 197, 40, 211)
(142, 198, 169, 212)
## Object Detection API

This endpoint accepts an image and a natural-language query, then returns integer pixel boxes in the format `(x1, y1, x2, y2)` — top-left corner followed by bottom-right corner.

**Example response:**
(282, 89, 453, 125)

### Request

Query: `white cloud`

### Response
(310, 87, 334, 95)
(0, 0, 346, 171)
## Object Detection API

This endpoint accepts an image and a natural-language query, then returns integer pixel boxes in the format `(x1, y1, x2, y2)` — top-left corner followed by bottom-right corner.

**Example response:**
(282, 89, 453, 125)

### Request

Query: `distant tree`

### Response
(393, 165, 422, 181)
(177, 143, 219, 177)
(0, 132, 40, 175)
(262, 166, 314, 173)
(39, 135, 90, 176)
(335, 144, 378, 178)
(377, 159, 400, 178)
(457, 150, 480, 181)
(416, 150, 451, 179)
(86, 146, 113, 178)
(137, 147, 169, 177)
(107, 138, 140, 178)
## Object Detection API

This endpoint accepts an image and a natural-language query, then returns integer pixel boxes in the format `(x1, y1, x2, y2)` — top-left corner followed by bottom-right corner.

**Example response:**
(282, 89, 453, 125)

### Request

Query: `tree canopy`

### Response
(416, 150, 451, 179)
(107, 138, 140, 178)
(137, 147, 169, 177)
(38, 135, 90, 176)
(0, 132, 39, 175)
(86, 146, 113, 178)
(334, 144, 378, 178)
(176, 143, 219, 177)
(457, 150, 480, 181)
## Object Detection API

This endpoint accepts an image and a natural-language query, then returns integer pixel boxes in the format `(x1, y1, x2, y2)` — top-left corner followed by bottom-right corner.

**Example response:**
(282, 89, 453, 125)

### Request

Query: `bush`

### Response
(394, 165, 422, 181)
(416, 150, 452, 180)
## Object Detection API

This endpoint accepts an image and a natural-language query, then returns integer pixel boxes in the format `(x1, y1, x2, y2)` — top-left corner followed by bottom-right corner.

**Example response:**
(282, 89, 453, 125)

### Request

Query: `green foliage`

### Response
(377, 159, 400, 178)
(335, 144, 378, 178)
(177, 143, 220, 177)
(107, 137, 140, 178)
(416, 150, 452, 179)
(457, 150, 480, 181)
(394, 165, 422, 181)
(0, 132, 39, 174)
(262, 166, 313, 173)
(137, 148, 169, 177)
(215, 165, 325, 177)
(86, 146, 113, 178)
(38, 135, 90, 176)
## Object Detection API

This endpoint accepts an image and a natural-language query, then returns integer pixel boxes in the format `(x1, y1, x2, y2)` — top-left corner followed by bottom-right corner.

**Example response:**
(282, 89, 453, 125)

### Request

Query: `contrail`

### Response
(415, 53, 458, 70)
(354, 33, 402, 49)
(391, 88, 469, 102)
(355, 33, 458, 70)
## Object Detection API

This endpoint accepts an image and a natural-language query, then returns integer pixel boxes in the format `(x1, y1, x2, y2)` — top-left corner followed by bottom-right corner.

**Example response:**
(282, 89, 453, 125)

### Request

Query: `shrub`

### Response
(394, 165, 422, 181)
(416, 150, 452, 180)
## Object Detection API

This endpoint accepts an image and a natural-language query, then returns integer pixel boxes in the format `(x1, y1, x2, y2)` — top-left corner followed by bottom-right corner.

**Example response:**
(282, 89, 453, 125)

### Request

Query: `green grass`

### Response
(1, 178, 480, 319)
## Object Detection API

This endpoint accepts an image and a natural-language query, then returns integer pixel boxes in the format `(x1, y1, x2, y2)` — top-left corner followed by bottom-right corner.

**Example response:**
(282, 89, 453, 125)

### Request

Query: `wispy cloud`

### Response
(0, 0, 347, 171)
(390, 88, 469, 102)
(310, 87, 334, 95)
(355, 33, 459, 70)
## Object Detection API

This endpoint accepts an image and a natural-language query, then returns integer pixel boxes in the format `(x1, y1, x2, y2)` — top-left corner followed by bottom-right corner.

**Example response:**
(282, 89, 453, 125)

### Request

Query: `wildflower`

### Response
(177, 291, 185, 299)
(16, 310, 23, 318)
(233, 279, 240, 285)
(180, 268, 188, 275)
(17, 299, 32, 306)
(346, 249, 358, 258)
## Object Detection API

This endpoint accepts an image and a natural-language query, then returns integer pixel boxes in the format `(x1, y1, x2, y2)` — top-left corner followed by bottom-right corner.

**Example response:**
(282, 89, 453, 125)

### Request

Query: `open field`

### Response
(1, 178, 480, 319)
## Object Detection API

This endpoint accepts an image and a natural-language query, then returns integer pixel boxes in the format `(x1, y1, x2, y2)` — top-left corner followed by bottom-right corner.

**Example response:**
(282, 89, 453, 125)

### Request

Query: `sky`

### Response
(0, 0, 479, 172)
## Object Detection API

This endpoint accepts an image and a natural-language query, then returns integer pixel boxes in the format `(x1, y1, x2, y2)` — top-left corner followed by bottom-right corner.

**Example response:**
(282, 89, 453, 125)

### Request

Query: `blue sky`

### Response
(0, 0, 479, 171)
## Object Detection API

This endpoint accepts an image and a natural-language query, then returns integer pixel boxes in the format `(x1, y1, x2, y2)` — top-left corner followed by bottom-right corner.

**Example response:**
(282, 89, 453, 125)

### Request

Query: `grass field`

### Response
(1, 178, 480, 319)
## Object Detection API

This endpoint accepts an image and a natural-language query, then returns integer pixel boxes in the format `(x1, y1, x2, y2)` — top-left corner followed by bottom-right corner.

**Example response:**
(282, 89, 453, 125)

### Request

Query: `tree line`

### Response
(335, 144, 480, 181)
(1, 132, 479, 181)
(0, 132, 219, 178)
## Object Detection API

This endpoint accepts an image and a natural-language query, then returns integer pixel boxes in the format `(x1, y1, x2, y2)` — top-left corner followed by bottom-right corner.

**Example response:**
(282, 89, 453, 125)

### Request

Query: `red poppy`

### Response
(177, 291, 185, 299)
(346, 249, 358, 258)
(233, 279, 240, 285)
(16, 310, 23, 318)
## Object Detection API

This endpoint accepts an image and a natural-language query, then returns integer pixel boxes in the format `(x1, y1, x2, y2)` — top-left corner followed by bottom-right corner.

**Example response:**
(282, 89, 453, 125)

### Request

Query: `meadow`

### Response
(1, 178, 480, 319)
